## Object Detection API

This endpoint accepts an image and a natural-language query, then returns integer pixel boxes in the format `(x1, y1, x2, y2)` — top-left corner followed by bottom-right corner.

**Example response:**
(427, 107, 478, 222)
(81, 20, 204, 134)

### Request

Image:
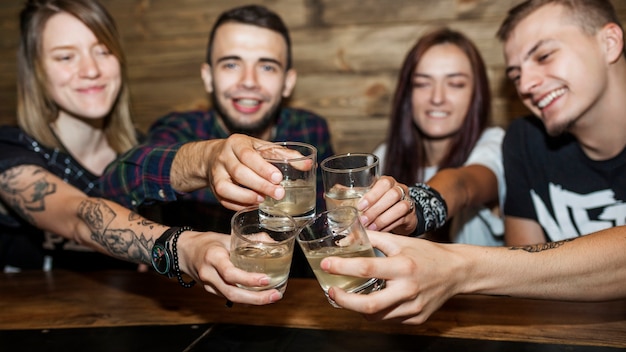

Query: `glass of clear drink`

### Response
(256, 142, 317, 225)
(297, 206, 385, 307)
(230, 206, 298, 294)
(321, 153, 379, 211)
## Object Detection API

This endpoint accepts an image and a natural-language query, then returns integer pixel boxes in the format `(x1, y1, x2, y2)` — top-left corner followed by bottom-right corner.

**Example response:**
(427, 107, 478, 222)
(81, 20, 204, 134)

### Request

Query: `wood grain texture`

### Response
(1, 270, 625, 348)
(1, 0, 626, 153)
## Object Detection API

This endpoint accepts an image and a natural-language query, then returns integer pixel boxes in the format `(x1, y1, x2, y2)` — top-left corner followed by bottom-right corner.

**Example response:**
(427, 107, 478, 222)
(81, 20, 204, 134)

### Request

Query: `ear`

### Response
(600, 23, 624, 64)
(200, 63, 214, 93)
(282, 68, 297, 98)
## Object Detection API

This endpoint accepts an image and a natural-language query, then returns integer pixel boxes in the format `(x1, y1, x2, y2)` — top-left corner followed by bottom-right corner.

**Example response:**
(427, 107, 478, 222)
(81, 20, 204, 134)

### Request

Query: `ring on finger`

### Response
(407, 199, 415, 212)
(395, 185, 406, 201)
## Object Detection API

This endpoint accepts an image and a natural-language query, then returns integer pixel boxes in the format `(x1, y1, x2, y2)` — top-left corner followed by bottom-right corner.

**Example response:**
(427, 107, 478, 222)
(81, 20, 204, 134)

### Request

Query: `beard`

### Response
(211, 93, 281, 139)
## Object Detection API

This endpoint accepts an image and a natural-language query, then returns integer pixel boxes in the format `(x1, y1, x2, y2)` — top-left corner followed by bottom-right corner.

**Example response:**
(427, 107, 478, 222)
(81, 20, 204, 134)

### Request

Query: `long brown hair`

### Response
(17, 0, 137, 153)
(383, 28, 491, 184)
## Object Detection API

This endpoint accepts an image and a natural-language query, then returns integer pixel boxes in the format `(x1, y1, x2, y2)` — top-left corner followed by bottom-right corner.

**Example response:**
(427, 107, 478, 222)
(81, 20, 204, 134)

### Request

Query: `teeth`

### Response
(237, 99, 259, 107)
(428, 111, 448, 118)
(537, 88, 567, 109)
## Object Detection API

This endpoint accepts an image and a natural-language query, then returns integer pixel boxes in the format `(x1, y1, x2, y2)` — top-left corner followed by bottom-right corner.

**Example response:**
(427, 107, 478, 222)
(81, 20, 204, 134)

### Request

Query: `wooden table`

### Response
(1, 270, 625, 351)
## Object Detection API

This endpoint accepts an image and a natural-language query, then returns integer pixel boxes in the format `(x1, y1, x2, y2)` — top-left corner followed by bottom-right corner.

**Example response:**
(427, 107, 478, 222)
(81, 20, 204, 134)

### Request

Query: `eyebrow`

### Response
(216, 55, 284, 69)
(505, 39, 552, 77)
(414, 72, 470, 79)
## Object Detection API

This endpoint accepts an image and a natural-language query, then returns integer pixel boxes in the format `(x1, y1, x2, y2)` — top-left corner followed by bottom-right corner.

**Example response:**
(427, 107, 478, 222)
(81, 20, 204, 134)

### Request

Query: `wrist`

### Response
(409, 183, 448, 236)
(150, 226, 196, 288)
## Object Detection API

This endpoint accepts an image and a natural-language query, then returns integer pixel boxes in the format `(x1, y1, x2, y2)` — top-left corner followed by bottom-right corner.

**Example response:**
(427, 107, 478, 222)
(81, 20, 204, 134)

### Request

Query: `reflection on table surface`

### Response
(0, 270, 625, 351)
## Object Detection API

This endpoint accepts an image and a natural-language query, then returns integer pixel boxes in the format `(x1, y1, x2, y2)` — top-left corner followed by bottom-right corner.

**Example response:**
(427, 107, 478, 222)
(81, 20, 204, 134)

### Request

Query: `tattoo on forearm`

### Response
(129, 211, 157, 228)
(78, 199, 154, 264)
(0, 166, 56, 226)
(510, 239, 574, 253)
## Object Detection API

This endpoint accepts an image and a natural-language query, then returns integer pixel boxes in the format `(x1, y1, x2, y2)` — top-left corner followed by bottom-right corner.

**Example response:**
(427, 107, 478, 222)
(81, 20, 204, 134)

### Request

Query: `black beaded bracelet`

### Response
(408, 183, 448, 237)
(171, 226, 196, 288)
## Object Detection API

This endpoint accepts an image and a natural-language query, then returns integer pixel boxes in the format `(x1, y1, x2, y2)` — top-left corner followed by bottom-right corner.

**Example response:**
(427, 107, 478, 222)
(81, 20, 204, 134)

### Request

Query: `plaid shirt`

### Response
(101, 108, 334, 211)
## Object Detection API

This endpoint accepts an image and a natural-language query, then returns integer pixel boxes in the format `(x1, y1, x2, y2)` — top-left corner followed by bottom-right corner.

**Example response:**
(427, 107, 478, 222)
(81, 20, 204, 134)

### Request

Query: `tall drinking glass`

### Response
(297, 206, 385, 307)
(256, 142, 317, 225)
(230, 206, 298, 294)
(321, 153, 379, 211)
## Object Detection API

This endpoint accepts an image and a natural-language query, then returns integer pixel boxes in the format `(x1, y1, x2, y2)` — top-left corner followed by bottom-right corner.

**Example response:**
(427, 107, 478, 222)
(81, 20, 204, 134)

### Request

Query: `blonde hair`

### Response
(17, 0, 137, 153)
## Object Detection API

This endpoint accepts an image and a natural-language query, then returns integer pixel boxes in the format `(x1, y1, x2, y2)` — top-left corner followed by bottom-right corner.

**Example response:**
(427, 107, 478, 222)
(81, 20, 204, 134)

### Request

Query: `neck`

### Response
(422, 138, 452, 167)
(52, 114, 115, 175)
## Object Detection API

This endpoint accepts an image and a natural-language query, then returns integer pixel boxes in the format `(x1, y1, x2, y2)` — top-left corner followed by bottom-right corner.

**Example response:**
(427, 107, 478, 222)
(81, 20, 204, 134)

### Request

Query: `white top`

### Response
(373, 127, 505, 246)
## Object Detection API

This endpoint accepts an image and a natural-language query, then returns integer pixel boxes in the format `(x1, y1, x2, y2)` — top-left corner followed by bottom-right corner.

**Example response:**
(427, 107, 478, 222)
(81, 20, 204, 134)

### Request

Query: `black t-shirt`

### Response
(503, 116, 626, 241)
(0, 125, 135, 271)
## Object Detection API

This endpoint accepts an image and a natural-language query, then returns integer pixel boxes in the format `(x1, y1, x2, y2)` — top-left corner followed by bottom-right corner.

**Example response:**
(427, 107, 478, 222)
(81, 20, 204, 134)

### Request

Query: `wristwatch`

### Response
(151, 227, 181, 277)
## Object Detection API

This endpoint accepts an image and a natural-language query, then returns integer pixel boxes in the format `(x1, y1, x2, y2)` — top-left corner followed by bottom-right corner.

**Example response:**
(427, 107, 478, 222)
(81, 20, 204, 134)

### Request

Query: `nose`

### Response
(78, 54, 101, 79)
(430, 81, 445, 105)
(239, 65, 259, 89)
(517, 67, 542, 96)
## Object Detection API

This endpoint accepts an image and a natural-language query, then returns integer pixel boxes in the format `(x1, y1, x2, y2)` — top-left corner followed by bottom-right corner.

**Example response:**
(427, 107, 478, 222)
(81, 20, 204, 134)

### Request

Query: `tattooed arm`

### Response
(0, 165, 283, 305)
(314, 227, 626, 324)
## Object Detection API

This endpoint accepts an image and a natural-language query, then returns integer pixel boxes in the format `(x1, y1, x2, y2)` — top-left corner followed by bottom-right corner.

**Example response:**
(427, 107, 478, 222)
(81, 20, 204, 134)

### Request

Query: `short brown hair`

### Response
(497, 0, 623, 42)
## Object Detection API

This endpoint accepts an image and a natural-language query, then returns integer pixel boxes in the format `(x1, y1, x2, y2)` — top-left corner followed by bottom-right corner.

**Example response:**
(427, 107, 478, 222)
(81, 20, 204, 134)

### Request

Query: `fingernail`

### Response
(368, 223, 378, 231)
(357, 199, 368, 211)
(274, 187, 285, 200)
(269, 291, 283, 303)
(259, 276, 271, 286)
(328, 287, 335, 300)
(271, 172, 283, 184)
(359, 215, 369, 225)
(320, 258, 330, 270)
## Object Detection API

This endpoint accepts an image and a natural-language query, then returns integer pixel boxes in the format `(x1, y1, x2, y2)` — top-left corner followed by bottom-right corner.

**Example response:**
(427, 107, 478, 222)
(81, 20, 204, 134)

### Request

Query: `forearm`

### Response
(74, 197, 169, 264)
(460, 227, 626, 301)
(101, 144, 183, 207)
(427, 165, 498, 220)
(170, 141, 213, 193)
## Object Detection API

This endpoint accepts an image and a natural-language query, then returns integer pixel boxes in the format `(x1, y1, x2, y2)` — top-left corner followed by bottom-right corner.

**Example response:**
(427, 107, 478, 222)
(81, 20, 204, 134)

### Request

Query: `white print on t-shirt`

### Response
(531, 183, 626, 241)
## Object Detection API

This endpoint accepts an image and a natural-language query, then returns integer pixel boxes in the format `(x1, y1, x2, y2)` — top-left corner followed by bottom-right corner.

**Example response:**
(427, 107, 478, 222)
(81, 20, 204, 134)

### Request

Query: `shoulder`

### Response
(372, 143, 387, 158)
(150, 110, 210, 128)
(0, 126, 47, 173)
(504, 115, 574, 151)
(475, 126, 505, 146)
(504, 115, 544, 138)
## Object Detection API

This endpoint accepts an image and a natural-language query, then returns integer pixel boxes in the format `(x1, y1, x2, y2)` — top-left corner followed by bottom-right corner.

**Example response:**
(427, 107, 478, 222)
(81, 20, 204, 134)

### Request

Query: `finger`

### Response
(216, 284, 283, 305)
(213, 183, 266, 209)
(368, 200, 414, 232)
(365, 231, 404, 255)
(327, 286, 395, 314)
(358, 176, 394, 210)
(207, 263, 283, 305)
(229, 147, 284, 187)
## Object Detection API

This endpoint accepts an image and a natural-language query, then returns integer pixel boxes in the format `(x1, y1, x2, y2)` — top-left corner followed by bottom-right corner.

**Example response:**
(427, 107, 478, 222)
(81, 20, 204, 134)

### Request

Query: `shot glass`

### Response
(321, 153, 379, 211)
(297, 206, 385, 308)
(230, 206, 298, 294)
(256, 142, 317, 224)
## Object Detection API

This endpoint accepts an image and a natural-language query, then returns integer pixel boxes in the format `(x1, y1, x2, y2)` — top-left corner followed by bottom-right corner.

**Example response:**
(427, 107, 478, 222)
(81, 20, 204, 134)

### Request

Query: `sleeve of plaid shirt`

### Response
(100, 112, 204, 209)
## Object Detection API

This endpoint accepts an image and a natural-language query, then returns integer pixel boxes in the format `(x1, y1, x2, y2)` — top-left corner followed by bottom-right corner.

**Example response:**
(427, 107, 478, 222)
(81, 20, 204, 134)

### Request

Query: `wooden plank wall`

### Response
(1, 0, 626, 153)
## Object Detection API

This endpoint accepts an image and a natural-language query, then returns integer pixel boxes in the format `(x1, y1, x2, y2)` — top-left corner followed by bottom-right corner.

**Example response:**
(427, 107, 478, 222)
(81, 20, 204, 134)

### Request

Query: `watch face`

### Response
(151, 243, 170, 275)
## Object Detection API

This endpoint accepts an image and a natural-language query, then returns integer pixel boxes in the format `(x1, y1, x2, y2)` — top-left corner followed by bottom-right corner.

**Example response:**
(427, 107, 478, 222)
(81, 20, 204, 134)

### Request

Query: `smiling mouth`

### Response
(537, 88, 567, 109)
(427, 110, 449, 118)
(235, 98, 260, 107)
